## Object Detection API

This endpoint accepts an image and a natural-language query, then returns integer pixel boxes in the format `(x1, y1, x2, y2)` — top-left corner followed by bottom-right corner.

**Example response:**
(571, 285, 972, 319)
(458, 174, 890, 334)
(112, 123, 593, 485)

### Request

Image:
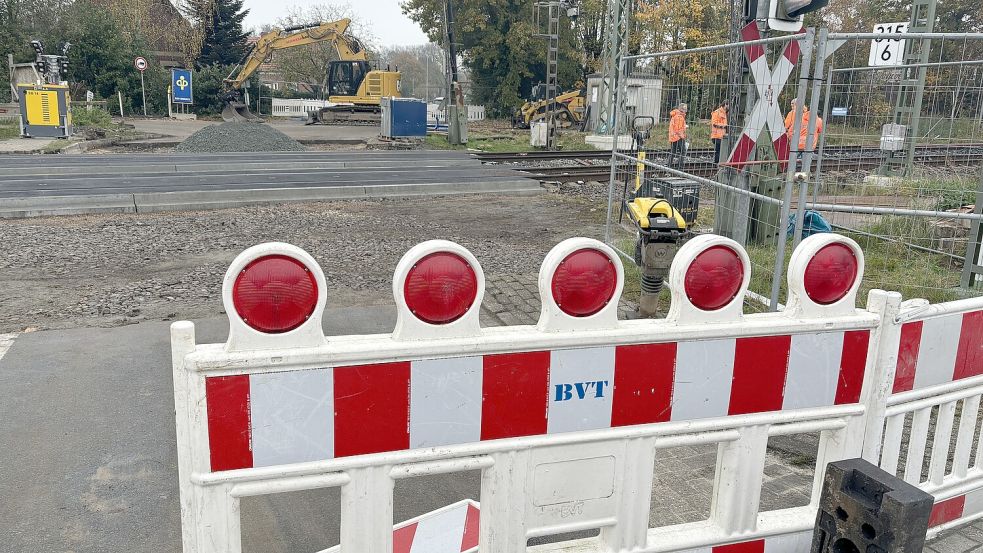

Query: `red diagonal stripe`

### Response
(334, 361, 411, 457)
(611, 343, 676, 426)
(461, 503, 480, 551)
(205, 375, 253, 471)
(728, 133, 757, 169)
(729, 335, 791, 415)
(835, 330, 870, 405)
(954, 311, 983, 381)
(773, 133, 791, 171)
(783, 38, 801, 63)
(893, 321, 923, 393)
(393, 521, 418, 553)
(741, 23, 764, 61)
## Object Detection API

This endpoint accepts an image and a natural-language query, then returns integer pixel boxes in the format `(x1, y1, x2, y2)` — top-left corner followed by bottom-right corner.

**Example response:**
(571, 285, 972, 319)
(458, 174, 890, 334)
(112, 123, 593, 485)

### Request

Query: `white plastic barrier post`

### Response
(172, 233, 897, 553)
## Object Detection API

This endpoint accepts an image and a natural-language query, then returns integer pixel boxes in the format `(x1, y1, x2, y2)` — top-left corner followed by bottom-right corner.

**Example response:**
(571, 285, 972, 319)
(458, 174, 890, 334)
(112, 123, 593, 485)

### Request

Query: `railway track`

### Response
(472, 142, 983, 164)
(506, 147, 983, 182)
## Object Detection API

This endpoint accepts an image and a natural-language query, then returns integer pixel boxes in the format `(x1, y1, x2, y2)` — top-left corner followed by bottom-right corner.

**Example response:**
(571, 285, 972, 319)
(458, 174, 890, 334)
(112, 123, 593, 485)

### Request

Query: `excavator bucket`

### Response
(222, 101, 264, 123)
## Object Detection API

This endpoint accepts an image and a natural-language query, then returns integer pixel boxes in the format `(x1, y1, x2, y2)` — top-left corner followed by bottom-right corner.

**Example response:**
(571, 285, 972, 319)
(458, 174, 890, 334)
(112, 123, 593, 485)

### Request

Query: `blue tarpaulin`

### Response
(787, 210, 832, 238)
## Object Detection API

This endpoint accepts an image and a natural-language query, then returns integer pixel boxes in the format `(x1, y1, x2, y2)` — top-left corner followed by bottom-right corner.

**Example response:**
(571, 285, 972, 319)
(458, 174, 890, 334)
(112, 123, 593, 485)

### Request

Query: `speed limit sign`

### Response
(868, 23, 909, 66)
(134, 56, 148, 72)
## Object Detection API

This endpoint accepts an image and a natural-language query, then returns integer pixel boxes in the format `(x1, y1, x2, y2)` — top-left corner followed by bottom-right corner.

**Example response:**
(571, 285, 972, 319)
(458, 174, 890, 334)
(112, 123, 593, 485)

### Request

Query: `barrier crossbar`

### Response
(171, 233, 982, 552)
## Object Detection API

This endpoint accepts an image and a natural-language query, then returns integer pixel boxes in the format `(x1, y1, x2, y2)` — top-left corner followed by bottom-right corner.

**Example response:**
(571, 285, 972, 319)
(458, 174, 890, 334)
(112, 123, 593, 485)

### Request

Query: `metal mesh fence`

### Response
(606, 30, 983, 314)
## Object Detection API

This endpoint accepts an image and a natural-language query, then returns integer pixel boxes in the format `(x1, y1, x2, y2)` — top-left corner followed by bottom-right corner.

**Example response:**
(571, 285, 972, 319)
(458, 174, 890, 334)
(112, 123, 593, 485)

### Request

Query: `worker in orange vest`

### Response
(784, 99, 824, 155)
(668, 103, 688, 168)
(710, 101, 729, 164)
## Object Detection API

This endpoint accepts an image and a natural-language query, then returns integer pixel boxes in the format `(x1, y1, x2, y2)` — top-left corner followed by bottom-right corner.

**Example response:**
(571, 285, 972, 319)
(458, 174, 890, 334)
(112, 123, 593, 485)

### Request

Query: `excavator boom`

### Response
(221, 18, 399, 124)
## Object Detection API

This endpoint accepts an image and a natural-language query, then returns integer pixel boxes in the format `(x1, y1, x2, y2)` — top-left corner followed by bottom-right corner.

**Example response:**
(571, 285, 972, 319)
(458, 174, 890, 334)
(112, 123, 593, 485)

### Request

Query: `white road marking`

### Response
(0, 333, 17, 364)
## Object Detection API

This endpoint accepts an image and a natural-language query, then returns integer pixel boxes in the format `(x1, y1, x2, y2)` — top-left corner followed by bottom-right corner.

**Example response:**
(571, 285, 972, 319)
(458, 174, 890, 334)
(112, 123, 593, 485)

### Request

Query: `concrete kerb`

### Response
(0, 179, 542, 218)
(131, 179, 542, 213)
(0, 194, 136, 218)
(1, 158, 483, 177)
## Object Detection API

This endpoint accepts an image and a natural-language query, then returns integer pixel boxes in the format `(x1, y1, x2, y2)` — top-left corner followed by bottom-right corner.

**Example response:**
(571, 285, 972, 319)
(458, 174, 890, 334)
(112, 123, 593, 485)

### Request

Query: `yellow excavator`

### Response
(512, 84, 586, 129)
(222, 18, 401, 124)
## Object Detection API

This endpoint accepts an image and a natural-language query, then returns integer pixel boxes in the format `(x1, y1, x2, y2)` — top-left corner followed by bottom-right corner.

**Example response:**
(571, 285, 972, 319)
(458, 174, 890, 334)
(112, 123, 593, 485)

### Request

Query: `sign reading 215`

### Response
(172, 69, 194, 105)
(868, 22, 909, 67)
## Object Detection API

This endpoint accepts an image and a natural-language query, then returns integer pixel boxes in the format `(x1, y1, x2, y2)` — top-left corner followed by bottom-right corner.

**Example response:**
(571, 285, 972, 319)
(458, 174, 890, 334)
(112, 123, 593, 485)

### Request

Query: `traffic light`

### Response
(30, 40, 44, 55)
(59, 57, 70, 75)
(35, 59, 47, 75)
(767, 0, 829, 31)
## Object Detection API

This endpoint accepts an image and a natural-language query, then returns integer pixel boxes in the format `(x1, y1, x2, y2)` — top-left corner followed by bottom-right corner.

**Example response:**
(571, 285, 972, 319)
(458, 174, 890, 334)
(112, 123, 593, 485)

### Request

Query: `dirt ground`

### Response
(0, 192, 608, 333)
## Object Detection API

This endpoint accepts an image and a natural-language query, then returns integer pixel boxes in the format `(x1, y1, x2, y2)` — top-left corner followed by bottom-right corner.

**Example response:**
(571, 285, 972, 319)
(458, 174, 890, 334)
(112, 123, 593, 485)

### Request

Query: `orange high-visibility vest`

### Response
(785, 109, 823, 150)
(669, 109, 686, 143)
(710, 108, 727, 140)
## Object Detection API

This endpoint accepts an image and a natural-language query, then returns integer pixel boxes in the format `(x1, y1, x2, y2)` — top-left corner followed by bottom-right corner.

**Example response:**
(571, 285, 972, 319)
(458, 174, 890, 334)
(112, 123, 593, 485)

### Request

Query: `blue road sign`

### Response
(172, 69, 193, 104)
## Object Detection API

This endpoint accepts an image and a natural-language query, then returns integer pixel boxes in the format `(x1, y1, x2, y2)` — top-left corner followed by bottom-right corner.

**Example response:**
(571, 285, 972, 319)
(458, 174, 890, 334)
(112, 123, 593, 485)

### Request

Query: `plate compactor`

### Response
(623, 116, 692, 318)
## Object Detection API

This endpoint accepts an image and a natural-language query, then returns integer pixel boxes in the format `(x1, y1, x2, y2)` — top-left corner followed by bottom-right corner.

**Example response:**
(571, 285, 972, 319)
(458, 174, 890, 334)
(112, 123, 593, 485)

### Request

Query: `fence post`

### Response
(171, 321, 198, 553)
(480, 451, 530, 553)
(770, 29, 815, 310)
(340, 465, 394, 553)
(860, 289, 904, 463)
(709, 424, 769, 534)
(601, 436, 657, 550)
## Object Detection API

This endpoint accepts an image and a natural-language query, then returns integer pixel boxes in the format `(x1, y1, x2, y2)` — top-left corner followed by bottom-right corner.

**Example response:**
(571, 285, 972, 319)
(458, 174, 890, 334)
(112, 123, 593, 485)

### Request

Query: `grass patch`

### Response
(0, 122, 18, 140)
(744, 226, 968, 308)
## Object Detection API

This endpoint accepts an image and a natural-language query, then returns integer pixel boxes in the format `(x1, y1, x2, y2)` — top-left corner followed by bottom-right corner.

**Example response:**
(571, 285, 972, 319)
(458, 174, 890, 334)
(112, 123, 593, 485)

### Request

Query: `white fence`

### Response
(171, 233, 983, 553)
(269, 98, 333, 117)
(427, 103, 486, 124)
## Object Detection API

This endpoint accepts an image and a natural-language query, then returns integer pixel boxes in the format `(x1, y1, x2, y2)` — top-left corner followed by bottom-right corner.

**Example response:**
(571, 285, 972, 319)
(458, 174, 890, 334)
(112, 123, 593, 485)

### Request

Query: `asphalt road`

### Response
(0, 307, 480, 553)
(0, 151, 540, 217)
(0, 151, 528, 197)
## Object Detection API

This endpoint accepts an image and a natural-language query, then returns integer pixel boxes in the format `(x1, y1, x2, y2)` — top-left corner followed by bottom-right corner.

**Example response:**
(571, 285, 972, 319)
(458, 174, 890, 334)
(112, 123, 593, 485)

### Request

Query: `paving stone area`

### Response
(482, 272, 983, 551)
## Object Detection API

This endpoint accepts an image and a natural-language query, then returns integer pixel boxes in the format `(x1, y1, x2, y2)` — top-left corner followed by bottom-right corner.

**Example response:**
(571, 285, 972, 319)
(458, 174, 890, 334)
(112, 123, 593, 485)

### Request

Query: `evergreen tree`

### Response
(184, 0, 250, 67)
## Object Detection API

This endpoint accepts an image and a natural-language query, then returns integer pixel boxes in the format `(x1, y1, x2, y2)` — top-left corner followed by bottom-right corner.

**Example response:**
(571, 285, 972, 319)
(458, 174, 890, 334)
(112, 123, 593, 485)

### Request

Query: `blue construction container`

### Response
(381, 97, 427, 138)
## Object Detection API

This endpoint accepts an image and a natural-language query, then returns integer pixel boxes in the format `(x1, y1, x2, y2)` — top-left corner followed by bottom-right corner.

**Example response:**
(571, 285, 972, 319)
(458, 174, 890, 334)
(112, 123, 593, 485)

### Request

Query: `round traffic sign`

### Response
(134, 57, 148, 72)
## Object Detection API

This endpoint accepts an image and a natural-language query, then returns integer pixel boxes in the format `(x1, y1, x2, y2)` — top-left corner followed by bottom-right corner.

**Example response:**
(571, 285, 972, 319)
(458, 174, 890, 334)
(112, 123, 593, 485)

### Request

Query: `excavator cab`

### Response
(328, 60, 369, 97)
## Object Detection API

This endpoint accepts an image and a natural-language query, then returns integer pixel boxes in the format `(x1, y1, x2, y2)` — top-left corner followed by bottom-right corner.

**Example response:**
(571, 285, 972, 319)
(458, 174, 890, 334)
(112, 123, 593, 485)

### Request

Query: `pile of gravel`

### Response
(175, 122, 306, 153)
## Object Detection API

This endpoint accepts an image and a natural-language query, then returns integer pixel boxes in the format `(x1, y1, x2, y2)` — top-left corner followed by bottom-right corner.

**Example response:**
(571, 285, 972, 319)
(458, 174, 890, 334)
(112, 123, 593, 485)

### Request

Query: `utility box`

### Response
(812, 458, 933, 553)
(381, 97, 426, 138)
(17, 83, 72, 138)
(880, 123, 906, 152)
(643, 176, 701, 226)
(530, 121, 548, 147)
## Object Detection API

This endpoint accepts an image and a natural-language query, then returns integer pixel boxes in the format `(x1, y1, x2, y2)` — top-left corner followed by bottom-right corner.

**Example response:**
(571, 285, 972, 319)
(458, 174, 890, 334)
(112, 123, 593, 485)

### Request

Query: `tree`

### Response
(184, 0, 249, 66)
(402, 0, 582, 116)
(380, 43, 444, 101)
(270, 4, 376, 93)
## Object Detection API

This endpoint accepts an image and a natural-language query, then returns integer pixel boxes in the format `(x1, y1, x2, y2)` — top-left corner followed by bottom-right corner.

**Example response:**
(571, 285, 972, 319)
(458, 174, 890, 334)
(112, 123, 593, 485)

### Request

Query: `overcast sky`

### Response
(241, 0, 430, 47)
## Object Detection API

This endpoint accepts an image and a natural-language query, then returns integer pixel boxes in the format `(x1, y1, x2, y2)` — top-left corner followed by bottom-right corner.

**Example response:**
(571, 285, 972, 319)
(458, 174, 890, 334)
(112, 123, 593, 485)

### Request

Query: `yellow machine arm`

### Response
(225, 18, 368, 90)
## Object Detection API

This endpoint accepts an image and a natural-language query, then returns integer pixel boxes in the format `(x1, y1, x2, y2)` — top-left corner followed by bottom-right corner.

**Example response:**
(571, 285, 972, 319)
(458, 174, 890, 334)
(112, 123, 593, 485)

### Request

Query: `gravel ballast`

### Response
(0, 193, 606, 332)
(175, 122, 306, 153)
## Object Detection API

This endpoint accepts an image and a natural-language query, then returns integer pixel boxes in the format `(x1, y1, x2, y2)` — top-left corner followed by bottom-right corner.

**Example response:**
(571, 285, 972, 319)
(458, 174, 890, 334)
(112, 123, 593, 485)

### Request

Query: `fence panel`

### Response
(172, 233, 896, 553)
(604, 29, 814, 313)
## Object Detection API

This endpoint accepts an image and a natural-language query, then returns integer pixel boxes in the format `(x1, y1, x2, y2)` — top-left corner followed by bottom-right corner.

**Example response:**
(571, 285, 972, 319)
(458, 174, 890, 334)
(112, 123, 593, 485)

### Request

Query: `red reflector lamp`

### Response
(551, 248, 617, 317)
(684, 245, 744, 311)
(804, 242, 858, 305)
(232, 254, 318, 333)
(404, 252, 478, 324)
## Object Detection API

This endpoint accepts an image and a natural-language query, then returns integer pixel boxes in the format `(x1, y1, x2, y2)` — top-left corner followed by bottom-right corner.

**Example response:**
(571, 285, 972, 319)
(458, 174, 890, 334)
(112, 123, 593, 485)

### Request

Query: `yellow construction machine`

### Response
(512, 84, 586, 129)
(222, 18, 401, 124)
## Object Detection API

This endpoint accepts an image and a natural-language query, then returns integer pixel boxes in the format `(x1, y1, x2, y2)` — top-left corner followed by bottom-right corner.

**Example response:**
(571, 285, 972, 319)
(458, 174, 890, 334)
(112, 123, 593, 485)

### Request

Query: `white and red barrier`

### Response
(171, 231, 982, 553)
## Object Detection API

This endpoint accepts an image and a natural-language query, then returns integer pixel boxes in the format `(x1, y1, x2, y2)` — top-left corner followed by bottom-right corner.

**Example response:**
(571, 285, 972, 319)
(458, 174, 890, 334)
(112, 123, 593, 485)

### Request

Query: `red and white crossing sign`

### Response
(134, 57, 148, 72)
(727, 23, 802, 171)
(322, 500, 480, 553)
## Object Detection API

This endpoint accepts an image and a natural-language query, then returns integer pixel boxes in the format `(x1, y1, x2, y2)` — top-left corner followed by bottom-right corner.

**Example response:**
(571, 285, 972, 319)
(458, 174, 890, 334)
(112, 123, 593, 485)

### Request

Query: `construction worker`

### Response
(668, 103, 688, 168)
(784, 99, 824, 156)
(710, 101, 729, 164)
